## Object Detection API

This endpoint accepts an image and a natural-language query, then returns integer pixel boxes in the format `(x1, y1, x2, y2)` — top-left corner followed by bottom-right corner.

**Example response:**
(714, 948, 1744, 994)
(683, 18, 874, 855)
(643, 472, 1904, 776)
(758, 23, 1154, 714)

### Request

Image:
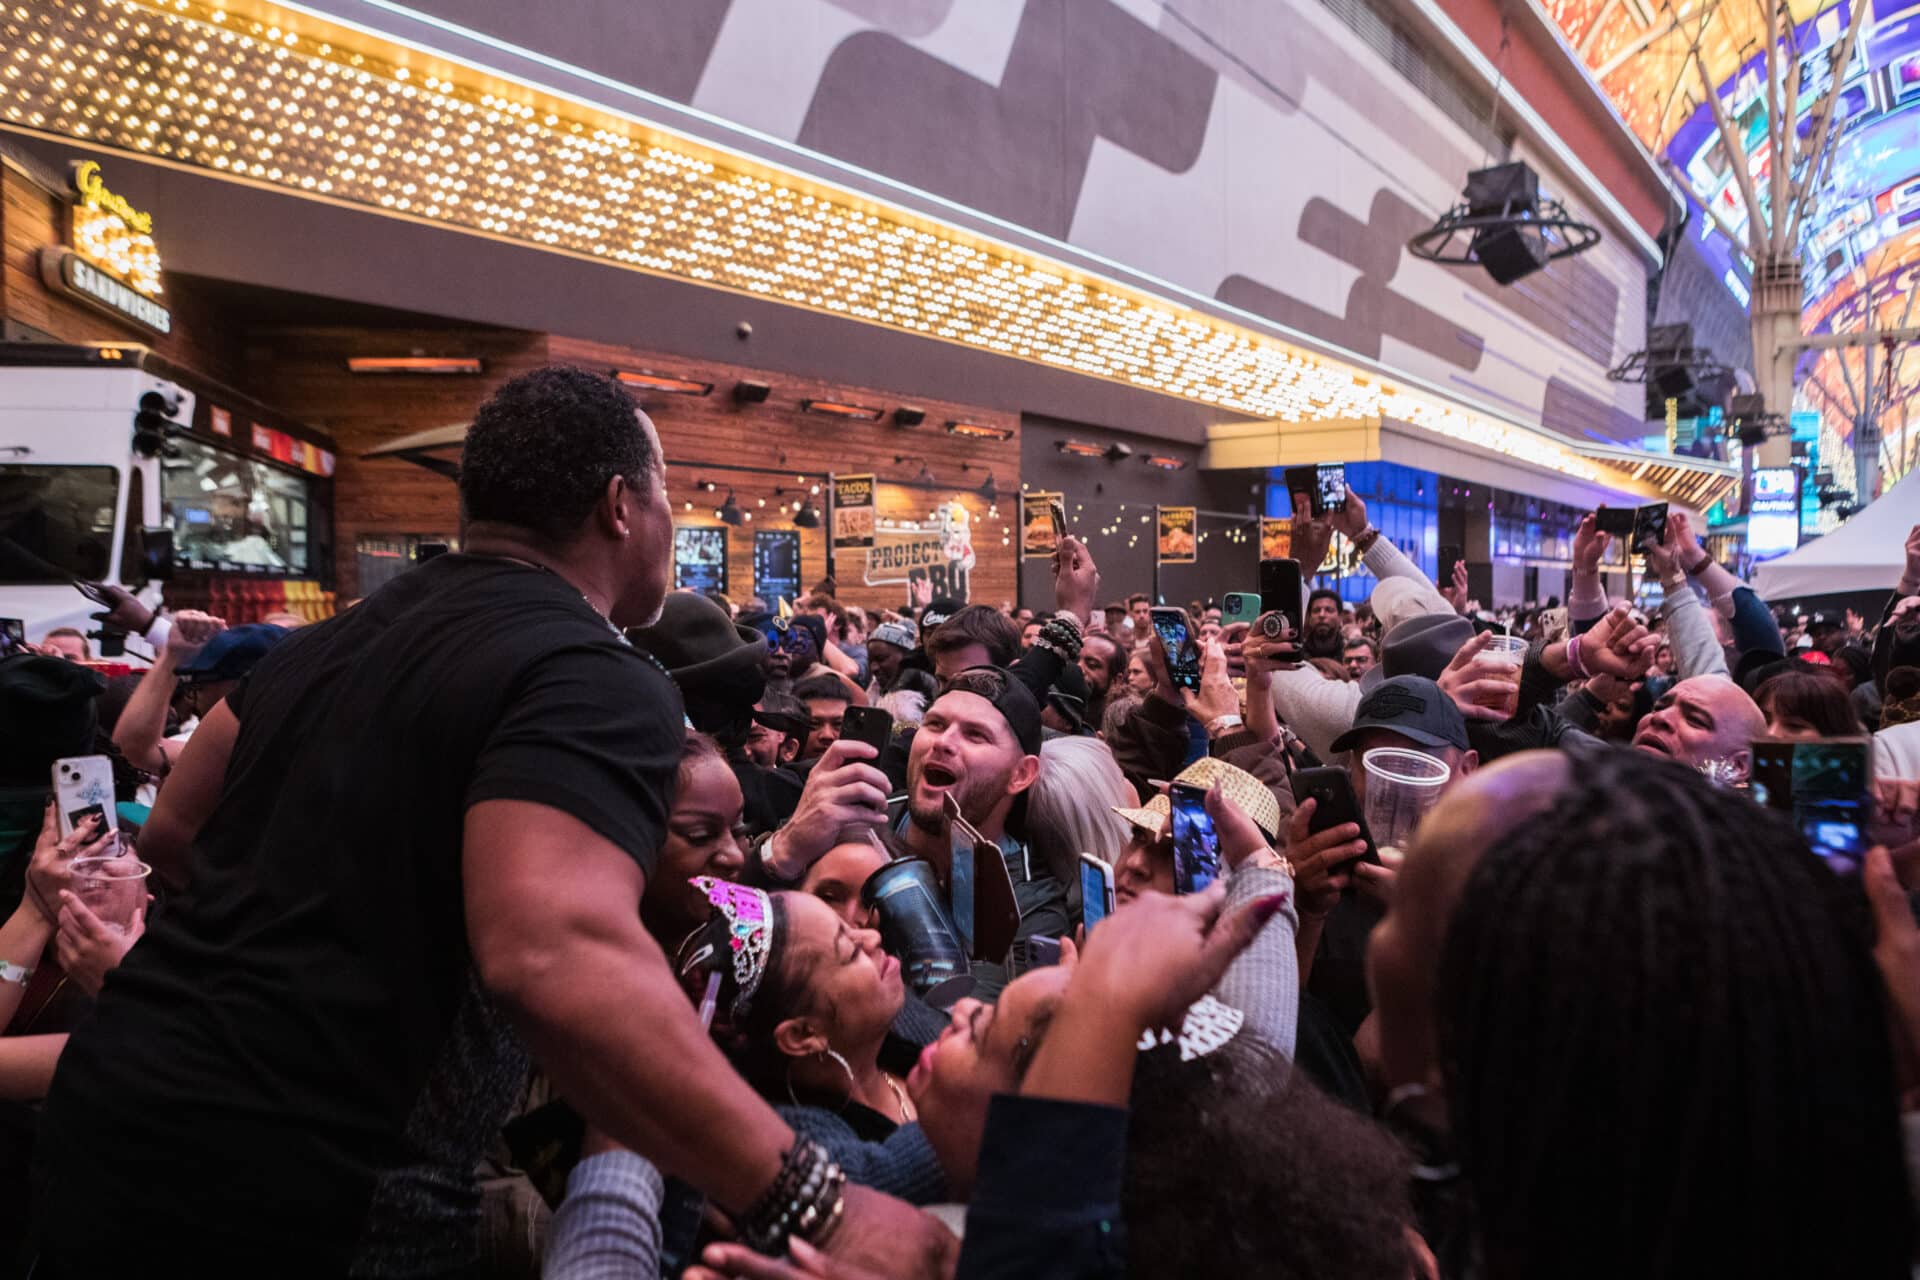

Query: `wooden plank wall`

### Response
(247, 329, 1021, 607)
(242, 326, 550, 594)
(548, 336, 1021, 616)
(0, 163, 246, 384)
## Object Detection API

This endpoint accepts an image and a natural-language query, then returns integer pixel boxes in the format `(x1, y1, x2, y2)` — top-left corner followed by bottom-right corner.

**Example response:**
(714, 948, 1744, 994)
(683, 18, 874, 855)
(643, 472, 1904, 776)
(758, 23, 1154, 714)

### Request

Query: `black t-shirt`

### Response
(34, 556, 684, 1275)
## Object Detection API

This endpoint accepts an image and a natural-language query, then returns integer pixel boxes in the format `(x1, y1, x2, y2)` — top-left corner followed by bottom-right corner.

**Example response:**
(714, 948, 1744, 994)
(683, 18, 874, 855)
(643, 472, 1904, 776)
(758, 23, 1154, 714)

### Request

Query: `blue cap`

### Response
(175, 623, 287, 684)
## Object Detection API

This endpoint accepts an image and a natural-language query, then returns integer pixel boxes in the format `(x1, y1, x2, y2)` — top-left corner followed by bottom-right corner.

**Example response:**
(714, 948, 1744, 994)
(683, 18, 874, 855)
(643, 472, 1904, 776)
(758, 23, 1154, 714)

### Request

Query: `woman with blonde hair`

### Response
(1026, 735, 1138, 907)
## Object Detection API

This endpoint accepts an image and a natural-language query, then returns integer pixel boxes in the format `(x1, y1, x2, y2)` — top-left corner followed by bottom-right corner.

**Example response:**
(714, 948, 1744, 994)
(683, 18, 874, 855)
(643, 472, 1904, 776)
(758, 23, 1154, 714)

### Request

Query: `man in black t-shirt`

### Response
(34, 367, 951, 1277)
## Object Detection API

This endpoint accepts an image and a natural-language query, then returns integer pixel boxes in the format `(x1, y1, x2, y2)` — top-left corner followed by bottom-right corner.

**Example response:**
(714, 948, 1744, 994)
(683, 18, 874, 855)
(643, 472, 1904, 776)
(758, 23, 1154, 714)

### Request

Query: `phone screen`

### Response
(1259, 559, 1304, 633)
(1593, 507, 1635, 537)
(1168, 783, 1222, 894)
(1315, 464, 1347, 517)
(1079, 857, 1114, 931)
(1749, 740, 1794, 810)
(1791, 739, 1871, 874)
(1047, 498, 1067, 541)
(1150, 608, 1201, 691)
(0, 618, 23, 655)
(1631, 503, 1669, 551)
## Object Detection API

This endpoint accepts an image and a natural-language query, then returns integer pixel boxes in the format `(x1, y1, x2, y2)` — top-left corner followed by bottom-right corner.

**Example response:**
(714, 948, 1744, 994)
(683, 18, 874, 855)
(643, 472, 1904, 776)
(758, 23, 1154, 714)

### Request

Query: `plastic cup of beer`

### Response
(1362, 748, 1450, 860)
(1477, 633, 1528, 714)
(71, 852, 151, 934)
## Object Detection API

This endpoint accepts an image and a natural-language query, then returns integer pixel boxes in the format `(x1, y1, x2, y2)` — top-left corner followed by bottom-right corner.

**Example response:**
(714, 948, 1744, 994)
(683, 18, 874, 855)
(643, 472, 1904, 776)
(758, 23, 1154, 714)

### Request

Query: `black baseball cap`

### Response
(938, 665, 1043, 756)
(1332, 675, 1470, 754)
(1807, 611, 1844, 633)
(919, 598, 965, 632)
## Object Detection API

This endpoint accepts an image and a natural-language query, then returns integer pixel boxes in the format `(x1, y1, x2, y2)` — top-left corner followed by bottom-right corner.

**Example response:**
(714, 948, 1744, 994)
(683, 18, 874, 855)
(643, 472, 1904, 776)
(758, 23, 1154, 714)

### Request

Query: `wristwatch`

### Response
(0, 960, 32, 986)
(1206, 713, 1245, 738)
(1352, 525, 1382, 554)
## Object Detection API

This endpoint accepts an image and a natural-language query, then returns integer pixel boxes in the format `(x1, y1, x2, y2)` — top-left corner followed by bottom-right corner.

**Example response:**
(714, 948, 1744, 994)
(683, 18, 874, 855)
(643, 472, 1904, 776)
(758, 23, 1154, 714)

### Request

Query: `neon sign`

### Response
(38, 160, 171, 333)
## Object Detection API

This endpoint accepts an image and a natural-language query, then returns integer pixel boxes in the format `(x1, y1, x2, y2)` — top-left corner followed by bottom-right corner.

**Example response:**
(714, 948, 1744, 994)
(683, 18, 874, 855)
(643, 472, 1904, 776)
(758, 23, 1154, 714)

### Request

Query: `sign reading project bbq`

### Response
(831, 473, 976, 605)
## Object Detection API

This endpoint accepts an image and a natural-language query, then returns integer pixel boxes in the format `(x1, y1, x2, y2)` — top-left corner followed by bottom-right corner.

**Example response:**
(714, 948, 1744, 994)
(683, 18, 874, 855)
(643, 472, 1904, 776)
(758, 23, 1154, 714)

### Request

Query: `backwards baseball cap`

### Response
(1331, 675, 1470, 754)
(1807, 611, 1844, 633)
(919, 598, 965, 632)
(939, 665, 1042, 756)
(1358, 613, 1476, 691)
(871, 620, 918, 651)
(175, 624, 286, 684)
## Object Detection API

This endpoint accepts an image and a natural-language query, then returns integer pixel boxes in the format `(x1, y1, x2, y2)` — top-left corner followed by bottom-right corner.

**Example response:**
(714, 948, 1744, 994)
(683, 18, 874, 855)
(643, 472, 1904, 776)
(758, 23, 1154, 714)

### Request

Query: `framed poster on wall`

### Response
(674, 526, 728, 593)
(1156, 506, 1196, 565)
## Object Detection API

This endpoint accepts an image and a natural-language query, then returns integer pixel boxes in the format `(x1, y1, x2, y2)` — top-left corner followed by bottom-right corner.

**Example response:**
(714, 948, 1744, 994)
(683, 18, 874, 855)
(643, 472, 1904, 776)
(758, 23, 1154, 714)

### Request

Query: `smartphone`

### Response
(1079, 853, 1116, 932)
(1750, 739, 1794, 811)
(69, 578, 111, 607)
(1149, 606, 1201, 691)
(1791, 737, 1872, 874)
(1593, 506, 1635, 537)
(1168, 782, 1223, 894)
(1047, 497, 1067, 542)
(1221, 592, 1261, 624)
(1315, 464, 1347, 517)
(1438, 545, 1463, 587)
(0, 618, 23, 656)
(1631, 503, 1669, 553)
(1288, 766, 1381, 870)
(1259, 559, 1304, 634)
(52, 755, 118, 839)
(840, 705, 893, 757)
(1283, 466, 1316, 514)
(1005, 936, 1063, 979)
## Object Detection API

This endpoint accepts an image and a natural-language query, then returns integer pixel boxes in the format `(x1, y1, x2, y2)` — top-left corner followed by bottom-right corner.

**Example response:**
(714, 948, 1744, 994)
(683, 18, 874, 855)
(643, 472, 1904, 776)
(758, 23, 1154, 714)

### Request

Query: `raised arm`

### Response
(112, 610, 225, 774)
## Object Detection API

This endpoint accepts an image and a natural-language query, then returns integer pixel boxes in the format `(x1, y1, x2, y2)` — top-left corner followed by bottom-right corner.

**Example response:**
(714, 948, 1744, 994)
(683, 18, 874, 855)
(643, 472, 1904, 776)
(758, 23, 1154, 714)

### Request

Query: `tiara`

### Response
(691, 877, 774, 1016)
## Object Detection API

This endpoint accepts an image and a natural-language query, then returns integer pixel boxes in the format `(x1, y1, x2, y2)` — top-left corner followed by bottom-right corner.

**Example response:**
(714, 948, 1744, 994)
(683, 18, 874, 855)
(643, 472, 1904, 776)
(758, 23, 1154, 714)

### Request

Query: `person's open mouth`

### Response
(921, 763, 959, 790)
(1635, 731, 1671, 756)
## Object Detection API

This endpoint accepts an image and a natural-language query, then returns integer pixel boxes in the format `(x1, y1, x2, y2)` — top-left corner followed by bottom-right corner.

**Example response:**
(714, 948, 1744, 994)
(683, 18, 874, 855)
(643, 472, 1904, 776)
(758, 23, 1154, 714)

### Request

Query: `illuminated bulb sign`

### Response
(38, 160, 171, 334)
(1749, 466, 1801, 561)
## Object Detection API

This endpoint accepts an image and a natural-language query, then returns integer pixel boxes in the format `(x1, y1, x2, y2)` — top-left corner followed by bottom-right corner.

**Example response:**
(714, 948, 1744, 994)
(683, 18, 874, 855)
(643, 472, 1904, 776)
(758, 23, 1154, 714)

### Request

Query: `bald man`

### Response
(1628, 674, 1767, 782)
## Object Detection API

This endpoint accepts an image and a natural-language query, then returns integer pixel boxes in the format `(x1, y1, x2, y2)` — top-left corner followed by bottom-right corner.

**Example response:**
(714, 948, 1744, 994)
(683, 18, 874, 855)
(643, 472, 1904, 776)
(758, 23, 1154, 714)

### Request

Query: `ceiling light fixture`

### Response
(802, 399, 884, 421)
(613, 368, 714, 396)
(793, 497, 822, 528)
(946, 420, 1014, 441)
(346, 356, 484, 375)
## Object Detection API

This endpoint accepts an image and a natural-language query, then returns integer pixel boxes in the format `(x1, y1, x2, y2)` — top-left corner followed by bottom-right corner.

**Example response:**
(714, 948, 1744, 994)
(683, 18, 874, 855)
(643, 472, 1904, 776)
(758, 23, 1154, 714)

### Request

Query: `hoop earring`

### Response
(785, 1045, 857, 1112)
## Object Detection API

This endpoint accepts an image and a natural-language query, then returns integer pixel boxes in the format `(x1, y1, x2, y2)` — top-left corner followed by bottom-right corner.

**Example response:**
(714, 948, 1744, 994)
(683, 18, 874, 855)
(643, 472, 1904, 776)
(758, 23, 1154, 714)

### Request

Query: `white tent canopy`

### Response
(1752, 466, 1920, 599)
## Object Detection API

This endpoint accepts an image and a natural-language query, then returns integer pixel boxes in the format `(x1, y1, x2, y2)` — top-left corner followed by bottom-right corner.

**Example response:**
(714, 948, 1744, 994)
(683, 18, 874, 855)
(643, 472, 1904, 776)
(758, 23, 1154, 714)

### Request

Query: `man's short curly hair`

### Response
(459, 365, 656, 544)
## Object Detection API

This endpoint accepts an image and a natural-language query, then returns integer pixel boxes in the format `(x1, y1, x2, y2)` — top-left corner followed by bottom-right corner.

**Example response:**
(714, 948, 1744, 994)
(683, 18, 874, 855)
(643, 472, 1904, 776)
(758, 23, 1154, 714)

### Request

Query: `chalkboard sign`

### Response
(754, 529, 801, 606)
(674, 526, 728, 594)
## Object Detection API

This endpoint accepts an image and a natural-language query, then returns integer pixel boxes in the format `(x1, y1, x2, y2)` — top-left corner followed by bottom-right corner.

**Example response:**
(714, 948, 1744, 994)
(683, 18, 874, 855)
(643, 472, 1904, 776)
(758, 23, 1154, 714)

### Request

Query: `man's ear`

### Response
(1007, 752, 1041, 797)
(1729, 747, 1753, 786)
(774, 1016, 828, 1060)
(1459, 750, 1480, 777)
(780, 736, 801, 764)
(597, 473, 632, 541)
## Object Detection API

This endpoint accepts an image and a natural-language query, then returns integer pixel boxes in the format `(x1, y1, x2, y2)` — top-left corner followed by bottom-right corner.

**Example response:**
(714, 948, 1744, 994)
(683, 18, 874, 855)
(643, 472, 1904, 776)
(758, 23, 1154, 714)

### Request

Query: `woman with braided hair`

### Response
(1371, 748, 1912, 1280)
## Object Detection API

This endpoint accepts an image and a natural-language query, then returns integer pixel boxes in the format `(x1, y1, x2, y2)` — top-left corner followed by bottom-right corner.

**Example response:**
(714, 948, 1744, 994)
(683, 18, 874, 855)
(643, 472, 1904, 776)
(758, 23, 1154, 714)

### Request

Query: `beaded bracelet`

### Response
(739, 1139, 847, 1257)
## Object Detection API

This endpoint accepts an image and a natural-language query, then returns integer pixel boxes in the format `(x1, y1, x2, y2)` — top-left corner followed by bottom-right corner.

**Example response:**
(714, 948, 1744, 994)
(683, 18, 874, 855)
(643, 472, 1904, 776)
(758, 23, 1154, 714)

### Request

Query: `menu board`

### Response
(674, 526, 729, 594)
(754, 529, 802, 606)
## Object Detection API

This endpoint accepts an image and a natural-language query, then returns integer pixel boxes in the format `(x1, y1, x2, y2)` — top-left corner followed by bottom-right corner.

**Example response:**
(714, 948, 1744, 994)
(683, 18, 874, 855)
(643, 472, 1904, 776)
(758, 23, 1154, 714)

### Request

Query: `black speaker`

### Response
(732, 380, 771, 404)
(1472, 224, 1549, 284)
(892, 405, 926, 428)
(1652, 362, 1696, 400)
(1463, 162, 1540, 217)
(1647, 323, 1693, 357)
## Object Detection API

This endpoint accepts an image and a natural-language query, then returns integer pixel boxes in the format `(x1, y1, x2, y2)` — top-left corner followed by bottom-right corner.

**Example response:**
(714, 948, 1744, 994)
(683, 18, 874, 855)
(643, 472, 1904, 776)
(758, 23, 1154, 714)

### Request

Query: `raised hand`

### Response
(1583, 605, 1657, 681)
(164, 609, 228, 665)
(1184, 641, 1241, 726)
(1050, 534, 1100, 625)
(1572, 513, 1609, 575)
(1070, 880, 1286, 1034)
(1439, 560, 1470, 614)
(1435, 630, 1514, 722)
(1290, 493, 1334, 581)
(1281, 797, 1360, 918)
(26, 804, 117, 923)
(763, 740, 891, 879)
(1204, 782, 1282, 874)
(1328, 489, 1370, 540)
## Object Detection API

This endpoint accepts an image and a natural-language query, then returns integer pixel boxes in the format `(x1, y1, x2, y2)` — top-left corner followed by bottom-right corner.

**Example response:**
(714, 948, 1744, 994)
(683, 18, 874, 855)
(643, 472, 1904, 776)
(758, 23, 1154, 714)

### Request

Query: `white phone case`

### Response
(52, 755, 117, 838)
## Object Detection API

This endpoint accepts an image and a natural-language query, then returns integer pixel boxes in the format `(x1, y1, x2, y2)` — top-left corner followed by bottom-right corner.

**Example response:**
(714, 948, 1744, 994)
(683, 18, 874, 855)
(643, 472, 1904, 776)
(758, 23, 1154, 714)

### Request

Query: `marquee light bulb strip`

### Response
(1, 0, 1622, 482)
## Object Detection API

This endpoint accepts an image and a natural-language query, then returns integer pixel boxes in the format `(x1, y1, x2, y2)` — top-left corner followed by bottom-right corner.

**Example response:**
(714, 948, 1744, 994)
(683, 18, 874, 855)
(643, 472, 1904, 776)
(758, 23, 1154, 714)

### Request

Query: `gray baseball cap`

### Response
(1331, 675, 1470, 754)
(1359, 612, 1477, 691)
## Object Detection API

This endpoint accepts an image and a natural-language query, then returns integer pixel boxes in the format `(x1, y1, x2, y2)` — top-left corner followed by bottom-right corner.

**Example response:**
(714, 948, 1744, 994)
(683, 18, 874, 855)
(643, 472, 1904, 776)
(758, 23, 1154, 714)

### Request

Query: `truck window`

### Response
(161, 437, 315, 573)
(0, 464, 120, 584)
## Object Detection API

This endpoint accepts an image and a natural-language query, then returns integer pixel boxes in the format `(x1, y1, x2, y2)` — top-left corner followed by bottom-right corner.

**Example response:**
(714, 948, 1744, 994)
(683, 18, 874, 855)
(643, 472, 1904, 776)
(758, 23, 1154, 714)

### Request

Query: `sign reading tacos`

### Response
(832, 473, 876, 550)
(861, 501, 976, 605)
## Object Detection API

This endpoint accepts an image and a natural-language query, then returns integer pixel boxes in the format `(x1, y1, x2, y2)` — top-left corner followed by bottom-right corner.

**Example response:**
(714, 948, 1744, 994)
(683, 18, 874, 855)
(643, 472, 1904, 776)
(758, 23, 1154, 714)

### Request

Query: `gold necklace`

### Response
(884, 1072, 915, 1123)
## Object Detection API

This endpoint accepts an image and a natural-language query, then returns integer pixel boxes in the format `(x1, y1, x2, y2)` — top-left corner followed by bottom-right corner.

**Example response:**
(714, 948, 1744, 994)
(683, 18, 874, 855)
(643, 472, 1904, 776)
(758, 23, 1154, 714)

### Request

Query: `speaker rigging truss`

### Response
(1407, 161, 1601, 285)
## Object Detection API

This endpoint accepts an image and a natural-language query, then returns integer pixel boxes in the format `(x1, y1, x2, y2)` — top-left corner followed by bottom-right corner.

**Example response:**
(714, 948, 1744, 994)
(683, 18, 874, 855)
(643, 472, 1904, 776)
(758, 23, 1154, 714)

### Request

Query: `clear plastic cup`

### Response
(1362, 748, 1451, 859)
(71, 853, 151, 934)
(1480, 634, 1529, 666)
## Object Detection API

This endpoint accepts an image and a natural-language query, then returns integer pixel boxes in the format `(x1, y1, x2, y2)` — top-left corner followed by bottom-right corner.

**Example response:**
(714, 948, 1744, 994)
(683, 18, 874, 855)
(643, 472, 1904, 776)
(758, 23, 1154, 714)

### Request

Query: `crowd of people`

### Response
(2, 362, 1918, 1278)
